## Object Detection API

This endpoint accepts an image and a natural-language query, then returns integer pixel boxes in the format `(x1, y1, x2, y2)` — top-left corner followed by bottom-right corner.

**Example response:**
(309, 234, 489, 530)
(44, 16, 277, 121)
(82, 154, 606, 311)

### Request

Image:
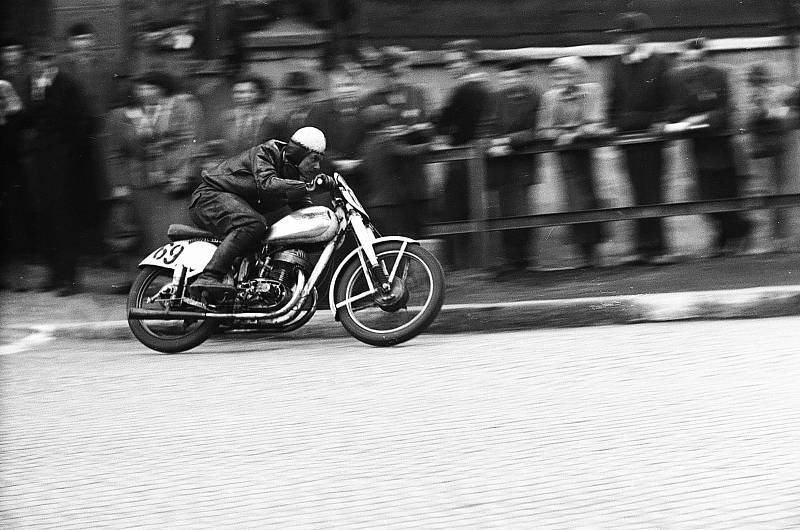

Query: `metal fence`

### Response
(417, 128, 800, 265)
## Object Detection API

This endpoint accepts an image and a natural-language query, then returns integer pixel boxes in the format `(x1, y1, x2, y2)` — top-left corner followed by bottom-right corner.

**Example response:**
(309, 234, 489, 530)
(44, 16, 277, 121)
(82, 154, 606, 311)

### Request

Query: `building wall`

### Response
(0, 0, 51, 45)
(362, 0, 793, 48)
(51, 0, 125, 58)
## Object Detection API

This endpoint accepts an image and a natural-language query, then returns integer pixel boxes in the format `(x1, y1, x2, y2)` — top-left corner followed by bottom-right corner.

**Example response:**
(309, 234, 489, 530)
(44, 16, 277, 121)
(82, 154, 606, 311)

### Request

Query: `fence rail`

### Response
(423, 194, 800, 236)
(408, 126, 796, 263)
(335, 128, 793, 257)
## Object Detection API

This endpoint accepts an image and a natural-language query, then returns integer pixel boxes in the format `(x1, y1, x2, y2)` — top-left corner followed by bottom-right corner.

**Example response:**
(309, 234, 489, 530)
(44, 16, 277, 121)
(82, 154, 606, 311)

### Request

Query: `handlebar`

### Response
(305, 173, 338, 192)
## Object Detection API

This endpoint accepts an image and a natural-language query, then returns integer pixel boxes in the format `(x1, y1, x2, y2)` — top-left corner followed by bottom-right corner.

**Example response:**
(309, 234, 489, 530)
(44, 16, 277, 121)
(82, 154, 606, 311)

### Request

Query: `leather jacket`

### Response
(193, 140, 313, 213)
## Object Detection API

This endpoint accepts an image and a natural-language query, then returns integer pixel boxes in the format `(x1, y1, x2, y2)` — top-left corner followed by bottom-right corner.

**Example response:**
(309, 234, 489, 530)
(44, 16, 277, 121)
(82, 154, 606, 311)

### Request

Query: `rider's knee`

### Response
(240, 218, 268, 242)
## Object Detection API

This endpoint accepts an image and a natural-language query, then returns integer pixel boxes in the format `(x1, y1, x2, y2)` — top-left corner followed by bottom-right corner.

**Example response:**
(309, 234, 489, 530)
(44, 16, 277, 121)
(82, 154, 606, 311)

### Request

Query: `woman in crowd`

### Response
(108, 70, 202, 288)
(216, 74, 275, 157)
(537, 56, 605, 268)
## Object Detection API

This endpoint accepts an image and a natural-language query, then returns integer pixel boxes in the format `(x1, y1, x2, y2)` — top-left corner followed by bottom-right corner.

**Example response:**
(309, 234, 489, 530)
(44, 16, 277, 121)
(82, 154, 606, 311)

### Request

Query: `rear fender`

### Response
(328, 236, 418, 319)
(138, 240, 218, 278)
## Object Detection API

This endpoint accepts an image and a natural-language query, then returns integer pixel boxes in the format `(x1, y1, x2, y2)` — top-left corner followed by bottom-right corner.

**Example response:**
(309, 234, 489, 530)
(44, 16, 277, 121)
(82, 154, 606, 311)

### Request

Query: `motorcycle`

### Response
(127, 173, 446, 353)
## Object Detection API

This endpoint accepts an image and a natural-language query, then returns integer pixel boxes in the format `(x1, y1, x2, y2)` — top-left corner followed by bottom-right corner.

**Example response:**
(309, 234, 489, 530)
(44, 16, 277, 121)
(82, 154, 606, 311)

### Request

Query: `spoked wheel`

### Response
(334, 241, 445, 346)
(127, 266, 218, 353)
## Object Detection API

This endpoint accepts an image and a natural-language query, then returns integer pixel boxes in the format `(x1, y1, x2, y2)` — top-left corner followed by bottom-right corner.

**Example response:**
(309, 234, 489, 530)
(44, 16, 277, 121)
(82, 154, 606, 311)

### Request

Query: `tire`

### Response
(127, 266, 218, 353)
(334, 241, 445, 346)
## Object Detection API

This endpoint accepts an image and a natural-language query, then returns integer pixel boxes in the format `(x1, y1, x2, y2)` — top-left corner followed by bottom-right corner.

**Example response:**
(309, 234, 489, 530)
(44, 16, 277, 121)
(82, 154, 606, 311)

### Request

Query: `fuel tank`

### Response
(266, 206, 339, 244)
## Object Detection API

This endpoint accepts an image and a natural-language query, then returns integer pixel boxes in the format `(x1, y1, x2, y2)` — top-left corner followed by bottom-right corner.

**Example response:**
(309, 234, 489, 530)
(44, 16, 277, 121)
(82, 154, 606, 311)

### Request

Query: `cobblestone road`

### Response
(2, 319, 800, 528)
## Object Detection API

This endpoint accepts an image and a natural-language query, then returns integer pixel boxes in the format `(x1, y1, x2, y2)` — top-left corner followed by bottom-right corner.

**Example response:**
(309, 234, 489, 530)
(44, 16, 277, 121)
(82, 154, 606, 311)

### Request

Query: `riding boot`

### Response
(190, 230, 253, 297)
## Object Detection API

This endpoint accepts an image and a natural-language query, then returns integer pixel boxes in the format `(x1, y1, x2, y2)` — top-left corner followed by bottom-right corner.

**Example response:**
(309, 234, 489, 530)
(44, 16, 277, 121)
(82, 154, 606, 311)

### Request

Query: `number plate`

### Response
(149, 242, 187, 265)
(139, 240, 217, 278)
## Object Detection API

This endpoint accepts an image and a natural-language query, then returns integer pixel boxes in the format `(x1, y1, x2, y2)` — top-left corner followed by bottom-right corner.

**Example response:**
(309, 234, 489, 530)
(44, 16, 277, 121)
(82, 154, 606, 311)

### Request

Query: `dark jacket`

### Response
(487, 82, 540, 188)
(194, 140, 313, 213)
(22, 70, 91, 153)
(608, 52, 671, 132)
(306, 97, 365, 160)
(436, 75, 493, 145)
(667, 62, 735, 171)
(59, 53, 116, 127)
(359, 129, 429, 208)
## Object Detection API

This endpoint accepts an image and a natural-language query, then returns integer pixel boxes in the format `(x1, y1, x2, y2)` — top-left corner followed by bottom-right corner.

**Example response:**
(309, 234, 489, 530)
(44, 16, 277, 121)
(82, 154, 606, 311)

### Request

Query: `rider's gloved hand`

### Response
(311, 173, 336, 191)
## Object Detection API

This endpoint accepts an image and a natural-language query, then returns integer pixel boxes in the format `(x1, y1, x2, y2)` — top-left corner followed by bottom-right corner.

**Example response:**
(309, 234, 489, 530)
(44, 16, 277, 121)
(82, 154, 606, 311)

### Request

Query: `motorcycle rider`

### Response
(189, 126, 331, 299)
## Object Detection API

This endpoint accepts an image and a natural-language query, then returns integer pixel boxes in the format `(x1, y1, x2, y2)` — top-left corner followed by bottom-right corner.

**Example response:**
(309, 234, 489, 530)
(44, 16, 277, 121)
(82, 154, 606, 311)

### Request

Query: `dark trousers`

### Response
(559, 150, 604, 253)
(492, 182, 533, 268)
(190, 191, 268, 276)
(624, 143, 665, 256)
(74, 130, 109, 254)
(31, 149, 79, 286)
(697, 167, 750, 247)
(443, 160, 471, 269)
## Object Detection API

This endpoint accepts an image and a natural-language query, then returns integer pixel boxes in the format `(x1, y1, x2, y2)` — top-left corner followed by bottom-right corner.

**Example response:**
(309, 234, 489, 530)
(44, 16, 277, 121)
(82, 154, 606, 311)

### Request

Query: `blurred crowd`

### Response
(2, 11, 800, 296)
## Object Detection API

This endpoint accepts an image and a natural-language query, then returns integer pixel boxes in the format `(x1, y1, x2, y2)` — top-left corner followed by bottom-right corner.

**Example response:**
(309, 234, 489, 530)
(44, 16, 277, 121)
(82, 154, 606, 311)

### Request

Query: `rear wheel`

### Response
(127, 266, 218, 353)
(334, 242, 445, 346)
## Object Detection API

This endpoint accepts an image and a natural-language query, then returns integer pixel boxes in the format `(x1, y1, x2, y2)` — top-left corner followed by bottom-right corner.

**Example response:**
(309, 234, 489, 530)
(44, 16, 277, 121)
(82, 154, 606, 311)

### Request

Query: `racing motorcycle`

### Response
(127, 173, 445, 353)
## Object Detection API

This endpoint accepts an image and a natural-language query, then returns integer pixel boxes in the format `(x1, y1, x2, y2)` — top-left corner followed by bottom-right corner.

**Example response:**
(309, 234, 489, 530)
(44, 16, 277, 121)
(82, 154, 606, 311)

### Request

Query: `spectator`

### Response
(306, 62, 368, 303)
(0, 39, 33, 259)
(360, 46, 433, 237)
(311, 0, 366, 70)
(266, 70, 321, 142)
(1, 37, 28, 97)
(359, 103, 428, 236)
(744, 62, 795, 252)
(107, 71, 201, 291)
(607, 12, 672, 265)
(60, 21, 116, 255)
(486, 58, 540, 277)
(538, 56, 606, 268)
(0, 79, 25, 287)
(21, 47, 92, 295)
(307, 63, 367, 181)
(215, 74, 275, 156)
(435, 38, 493, 270)
(187, 59, 236, 146)
(666, 37, 750, 257)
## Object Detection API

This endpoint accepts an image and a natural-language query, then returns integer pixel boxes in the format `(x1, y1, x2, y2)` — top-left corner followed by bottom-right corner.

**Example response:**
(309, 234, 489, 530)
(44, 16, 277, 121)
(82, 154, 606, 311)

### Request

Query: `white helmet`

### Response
(290, 126, 326, 155)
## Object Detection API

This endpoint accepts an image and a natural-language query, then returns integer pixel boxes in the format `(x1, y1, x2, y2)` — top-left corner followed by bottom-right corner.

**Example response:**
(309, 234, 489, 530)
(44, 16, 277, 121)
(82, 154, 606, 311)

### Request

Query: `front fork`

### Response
(349, 213, 394, 294)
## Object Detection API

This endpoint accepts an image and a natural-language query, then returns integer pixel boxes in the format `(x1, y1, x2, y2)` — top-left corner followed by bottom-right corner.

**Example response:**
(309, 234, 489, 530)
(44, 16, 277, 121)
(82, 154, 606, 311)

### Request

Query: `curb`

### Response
(6, 286, 800, 345)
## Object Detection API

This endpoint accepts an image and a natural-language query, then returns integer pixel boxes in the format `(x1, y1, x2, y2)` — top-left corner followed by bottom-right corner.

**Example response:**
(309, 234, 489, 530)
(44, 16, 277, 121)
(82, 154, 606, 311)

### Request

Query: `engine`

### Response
(241, 248, 312, 310)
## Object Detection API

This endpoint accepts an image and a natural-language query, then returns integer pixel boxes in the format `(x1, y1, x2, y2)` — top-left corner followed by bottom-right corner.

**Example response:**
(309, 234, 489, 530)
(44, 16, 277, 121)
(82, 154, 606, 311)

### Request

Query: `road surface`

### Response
(2, 319, 799, 528)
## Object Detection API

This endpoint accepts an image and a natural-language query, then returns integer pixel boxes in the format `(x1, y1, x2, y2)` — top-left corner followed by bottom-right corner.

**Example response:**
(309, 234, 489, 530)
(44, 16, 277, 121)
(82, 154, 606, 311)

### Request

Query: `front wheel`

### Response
(127, 266, 218, 353)
(334, 242, 445, 346)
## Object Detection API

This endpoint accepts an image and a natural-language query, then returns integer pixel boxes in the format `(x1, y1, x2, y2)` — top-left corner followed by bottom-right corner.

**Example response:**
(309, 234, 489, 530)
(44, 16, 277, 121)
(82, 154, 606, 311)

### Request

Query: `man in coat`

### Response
(607, 12, 672, 265)
(306, 63, 366, 183)
(59, 21, 116, 255)
(486, 58, 540, 276)
(1, 37, 28, 98)
(22, 48, 92, 295)
(266, 70, 322, 143)
(435, 39, 494, 270)
(359, 46, 433, 237)
(665, 37, 750, 256)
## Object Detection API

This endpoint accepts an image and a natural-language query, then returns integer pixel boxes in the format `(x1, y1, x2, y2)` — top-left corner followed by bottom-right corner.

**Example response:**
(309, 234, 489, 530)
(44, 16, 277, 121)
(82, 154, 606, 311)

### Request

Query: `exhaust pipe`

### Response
(128, 308, 283, 320)
(128, 294, 309, 323)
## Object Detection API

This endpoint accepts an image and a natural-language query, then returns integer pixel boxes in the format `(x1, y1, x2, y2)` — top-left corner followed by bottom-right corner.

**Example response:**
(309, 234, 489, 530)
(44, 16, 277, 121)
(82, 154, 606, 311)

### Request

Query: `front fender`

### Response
(328, 236, 418, 318)
(138, 240, 218, 278)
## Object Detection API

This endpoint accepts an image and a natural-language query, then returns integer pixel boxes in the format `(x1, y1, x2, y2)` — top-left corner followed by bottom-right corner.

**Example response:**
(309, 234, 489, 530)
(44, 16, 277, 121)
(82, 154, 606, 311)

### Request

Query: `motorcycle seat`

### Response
(167, 224, 218, 242)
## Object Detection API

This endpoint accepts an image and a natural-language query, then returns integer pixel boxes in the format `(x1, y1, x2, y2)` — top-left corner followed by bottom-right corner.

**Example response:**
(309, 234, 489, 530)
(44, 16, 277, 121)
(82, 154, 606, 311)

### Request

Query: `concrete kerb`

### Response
(5, 286, 800, 345)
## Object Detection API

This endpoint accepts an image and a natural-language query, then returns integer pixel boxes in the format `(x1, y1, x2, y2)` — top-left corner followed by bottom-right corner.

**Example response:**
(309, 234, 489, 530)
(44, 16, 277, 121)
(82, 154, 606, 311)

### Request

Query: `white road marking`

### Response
(0, 326, 55, 355)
